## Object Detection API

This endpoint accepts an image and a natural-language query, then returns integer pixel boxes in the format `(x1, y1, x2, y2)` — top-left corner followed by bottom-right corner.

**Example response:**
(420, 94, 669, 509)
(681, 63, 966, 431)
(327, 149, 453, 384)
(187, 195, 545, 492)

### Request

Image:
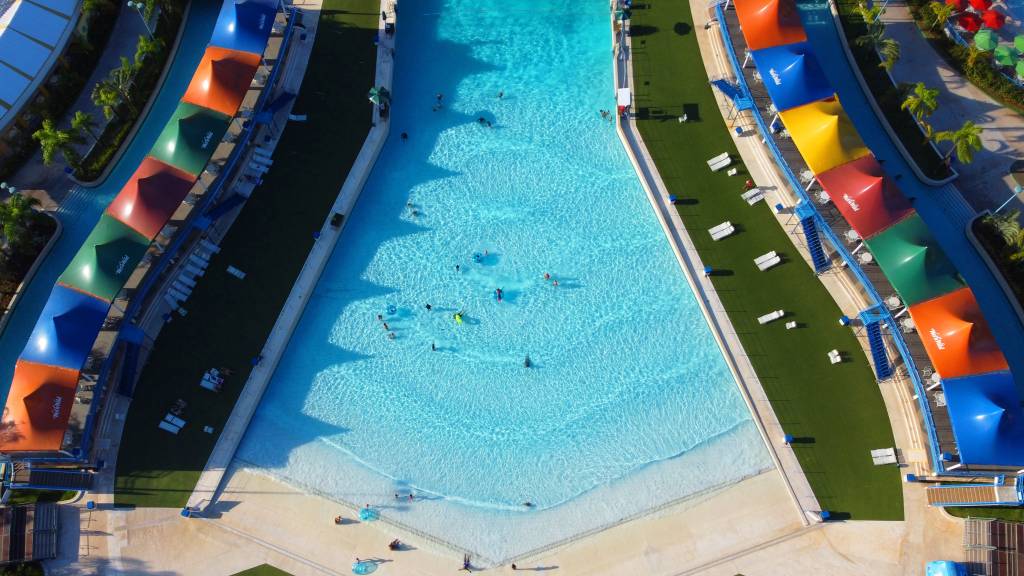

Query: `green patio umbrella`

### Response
(58, 214, 151, 302)
(149, 102, 232, 176)
(367, 86, 390, 106)
(863, 214, 965, 306)
(994, 45, 1018, 66)
(974, 28, 999, 51)
(1016, 59, 1024, 77)
(1015, 34, 1024, 52)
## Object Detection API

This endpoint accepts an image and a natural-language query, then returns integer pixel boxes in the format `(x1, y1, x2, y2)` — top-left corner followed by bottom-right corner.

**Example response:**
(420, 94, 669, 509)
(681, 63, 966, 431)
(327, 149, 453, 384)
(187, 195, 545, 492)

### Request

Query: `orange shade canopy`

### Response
(735, 0, 807, 51)
(0, 360, 80, 453)
(182, 46, 261, 118)
(909, 287, 1009, 380)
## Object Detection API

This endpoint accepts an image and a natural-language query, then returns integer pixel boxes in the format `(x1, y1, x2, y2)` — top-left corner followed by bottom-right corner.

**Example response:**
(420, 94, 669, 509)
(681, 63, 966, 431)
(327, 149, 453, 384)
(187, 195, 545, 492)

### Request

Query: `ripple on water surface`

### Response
(239, 0, 770, 561)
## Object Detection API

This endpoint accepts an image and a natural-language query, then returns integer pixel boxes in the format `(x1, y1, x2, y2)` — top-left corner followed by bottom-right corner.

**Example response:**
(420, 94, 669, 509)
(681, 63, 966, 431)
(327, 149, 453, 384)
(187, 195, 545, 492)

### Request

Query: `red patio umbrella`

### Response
(959, 11, 982, 31)
(983, 9, 1007, 29)
(970, 0, 992, 11)
(947, 0, 968, 11)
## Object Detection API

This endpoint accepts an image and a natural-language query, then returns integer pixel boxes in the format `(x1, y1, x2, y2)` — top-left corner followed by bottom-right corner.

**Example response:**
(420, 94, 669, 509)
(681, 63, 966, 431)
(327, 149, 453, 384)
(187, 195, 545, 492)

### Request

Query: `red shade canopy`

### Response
(970, 0, 993, 11)
(959, 12, 982, 31)
(982, 9, 1007, 29)
(909, 287, 1009, 380)
(0, 360, 80, 453)
(182, 46, 261, 118)
(947, 0, 967, 10)
(106, 157, 197, 239)
(734, 0, 807, 51)
(817, 155, 913, 239)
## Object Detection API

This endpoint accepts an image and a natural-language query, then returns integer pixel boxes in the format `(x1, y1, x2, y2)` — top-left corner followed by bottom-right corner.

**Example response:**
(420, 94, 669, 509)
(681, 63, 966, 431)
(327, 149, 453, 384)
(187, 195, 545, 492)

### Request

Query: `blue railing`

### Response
(74, 7, 300, 461)
(715, 4, 943, 473)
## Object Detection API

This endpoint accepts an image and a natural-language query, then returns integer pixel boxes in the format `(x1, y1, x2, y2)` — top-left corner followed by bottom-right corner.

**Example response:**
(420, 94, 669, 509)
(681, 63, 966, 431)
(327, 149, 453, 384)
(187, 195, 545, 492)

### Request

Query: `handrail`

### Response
(715, 4, 943, 473)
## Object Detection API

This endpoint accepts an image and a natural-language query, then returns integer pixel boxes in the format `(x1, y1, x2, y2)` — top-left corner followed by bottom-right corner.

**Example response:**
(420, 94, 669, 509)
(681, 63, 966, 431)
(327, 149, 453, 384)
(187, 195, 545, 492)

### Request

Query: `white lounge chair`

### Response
(757, 310, 785, 324)
(176, 274, 197, 288)
(785, 321, 797, 330)
(707, 152, 731, 172)
(200, 377, 221, 392)
(741, 188, 765, 205)
(200, 239, 221, 254)
(188, 254, 209, 268)
(164, 414, 186, 428)
(871, 448, 898, 466)
(828, 349, 842, 364)
(754, 251, 782, 271)
(158, 420, 180, 434)
(184, 264, 205, 277)
(227, 265, 247, 279)
(708, 221, 736, 241)
(171, 280, 192, 296)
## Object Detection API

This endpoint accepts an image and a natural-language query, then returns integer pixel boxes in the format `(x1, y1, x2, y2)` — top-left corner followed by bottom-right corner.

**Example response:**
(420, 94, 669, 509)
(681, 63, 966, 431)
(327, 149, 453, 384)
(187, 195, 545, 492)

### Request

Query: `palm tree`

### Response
(91, 80, 121, 120)
(134, 34, 165, 67)
(926, 1, 956, 30)
(855, 1, 884, 25)
(0, 193, 41, 252)
(966, 45, 989, 70)
(901, 82, 940, 138)
(878, 37, 901, 71)
(108, 57, 139, 116)
(71, 111, 99, 142)
(935, 120, 984, 164)
(32, 119, 84, 168)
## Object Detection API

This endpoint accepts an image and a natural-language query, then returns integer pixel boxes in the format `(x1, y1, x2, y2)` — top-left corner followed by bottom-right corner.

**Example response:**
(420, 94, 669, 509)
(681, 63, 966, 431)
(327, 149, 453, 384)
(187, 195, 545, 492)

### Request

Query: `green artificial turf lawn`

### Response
(629, 0, 903, 520)
(114, 0, 379, 508)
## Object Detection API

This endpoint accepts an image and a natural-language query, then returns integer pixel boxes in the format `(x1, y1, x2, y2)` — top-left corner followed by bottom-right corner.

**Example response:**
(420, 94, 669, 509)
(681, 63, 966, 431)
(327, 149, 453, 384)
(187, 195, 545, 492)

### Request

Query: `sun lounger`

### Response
(158, 420, 180, 434)
(707, 152, 731, 172)
(188, 254, 209, 268)
(164, 292, 181, 307)
(248, 162, 269, 174)
(171, 280, 192, 296)
(785, 321, 797, 329)
(754, 251, 782, 271)
(184, 264, 205, 277)
(828, 349, 842, 364)
(288, 114, 308, 122)
(176, 274, 197, 288)
(871, 447, 898, 466)
(200, 377, 221, 392)
(757, 310, 785, 324)
(741, 188, 765, 205)
(253, 146, 273, 158)
(164, 414, 186, 428)
(227, 265, 247, 279)
(168, 288, 189, 303)
(200, 239, 221, 254)
(708, 221, 735, 241)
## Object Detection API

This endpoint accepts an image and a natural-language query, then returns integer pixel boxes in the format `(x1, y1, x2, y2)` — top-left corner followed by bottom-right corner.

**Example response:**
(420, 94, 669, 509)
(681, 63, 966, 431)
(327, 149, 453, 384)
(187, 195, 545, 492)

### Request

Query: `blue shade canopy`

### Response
(209, 0, 278, 56)
(943, 372, 1024, 467)
(19, 285, 109, 371)
(751, 42, 834, 112)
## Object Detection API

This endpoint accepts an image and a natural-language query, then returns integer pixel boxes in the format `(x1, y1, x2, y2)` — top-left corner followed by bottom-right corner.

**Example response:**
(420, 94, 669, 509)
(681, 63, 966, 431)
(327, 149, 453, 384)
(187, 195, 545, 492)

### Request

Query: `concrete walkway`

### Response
(882, 2, 1024, 212)
(10, 2, 149, 204)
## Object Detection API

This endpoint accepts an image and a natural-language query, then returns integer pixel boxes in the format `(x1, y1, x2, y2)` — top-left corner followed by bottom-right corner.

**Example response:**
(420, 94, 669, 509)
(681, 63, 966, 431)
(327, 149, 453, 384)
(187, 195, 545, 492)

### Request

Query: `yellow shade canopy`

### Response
(778, 97, 871, 175)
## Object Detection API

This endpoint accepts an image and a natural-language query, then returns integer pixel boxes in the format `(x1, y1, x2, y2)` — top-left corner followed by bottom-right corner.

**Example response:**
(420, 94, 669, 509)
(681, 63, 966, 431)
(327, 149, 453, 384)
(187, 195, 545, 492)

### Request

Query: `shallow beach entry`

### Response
(238, 0, 771, 562)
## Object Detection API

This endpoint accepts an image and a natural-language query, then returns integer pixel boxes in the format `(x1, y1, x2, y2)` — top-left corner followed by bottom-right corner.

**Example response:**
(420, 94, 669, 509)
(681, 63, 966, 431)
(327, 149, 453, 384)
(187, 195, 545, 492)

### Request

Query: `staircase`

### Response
(866, 322, 893, 380)
(800, 217, 831, 273)
(12, 463, 93, 491)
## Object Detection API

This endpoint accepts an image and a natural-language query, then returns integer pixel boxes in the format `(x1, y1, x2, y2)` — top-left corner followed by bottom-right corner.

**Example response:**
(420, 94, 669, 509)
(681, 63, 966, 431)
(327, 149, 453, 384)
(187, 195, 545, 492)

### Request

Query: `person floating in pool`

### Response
(495, 288, 503, 302)
(425, 303, 432, 311)
(523, 355, 531, 368)
(431, 342, 436, 351)
(473, 252, 482, 263)
(383, 322, 389, 331)
(543, 272, 551, 281)
(455, 264, 461, 272)
(400, 132, 408, 142)
(388, 332, 396, 340)
(454, 311, 464, 324)
(478, 117, 486, 125)
(498, 90, 504, 99)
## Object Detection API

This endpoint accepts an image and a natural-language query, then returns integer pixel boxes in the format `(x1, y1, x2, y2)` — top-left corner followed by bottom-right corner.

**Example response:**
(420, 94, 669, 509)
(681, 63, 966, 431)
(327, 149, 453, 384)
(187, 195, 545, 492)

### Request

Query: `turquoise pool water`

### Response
(238, 0, 770, 561)
(0, 0, 221, 390)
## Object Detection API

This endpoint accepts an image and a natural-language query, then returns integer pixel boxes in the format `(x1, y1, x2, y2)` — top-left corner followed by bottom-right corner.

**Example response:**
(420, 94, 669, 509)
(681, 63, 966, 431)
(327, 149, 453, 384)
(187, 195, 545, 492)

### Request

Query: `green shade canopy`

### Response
(1015, 34, 1024, 52)
(148, 102, 232, 176)
(367, 86, 390, 106)
(994, 45, 1018, 66)
(1016, 59, 1024, 77)
(58, 214, 151, 302)
(864, 213, 965, 306)
(975, 28, 999, 51)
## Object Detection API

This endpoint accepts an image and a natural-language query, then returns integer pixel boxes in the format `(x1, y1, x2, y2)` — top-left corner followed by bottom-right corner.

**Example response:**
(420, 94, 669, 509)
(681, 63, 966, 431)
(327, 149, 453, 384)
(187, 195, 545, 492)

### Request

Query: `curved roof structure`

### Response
(182, 46, 261, 117)
(107, 157, 197, 239)
(778, 97, 870, 175)
(209, 0, 277, 56)
(57, 214, 151, 302)
(909, 287, 1008, 379)
(0, 360, 80, 453)
(943, 371, 1024, 466)
(751, 42, 833, 112)
(734, 0, 806, 51)
(0, 0, 78, 130)
(864, 214, 965, 306)
(817, 155, 913, 239)
(19, 285, 108, 371)
(148, 102, 231, 176)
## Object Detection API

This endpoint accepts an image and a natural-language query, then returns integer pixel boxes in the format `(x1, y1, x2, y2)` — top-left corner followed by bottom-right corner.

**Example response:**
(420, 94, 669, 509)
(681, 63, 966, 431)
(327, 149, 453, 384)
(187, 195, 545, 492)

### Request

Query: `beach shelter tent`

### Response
(18, 285, 108, 371)
(182, 46, 261, 118)
(982, 9, 1007, 29)
(943, 371, 1024, 466)
(58, 214, 151, 302)
(974, 28, 999, 50)
(970, 0, 993, 10)
(209, 0, 278, 57)
(946, 0, 967, 10)
(994, 44, 1018, 66)
(1015, 34, 1024, 52)
(909, 287, 1008, 379)
(734, 0, 806, 51)
(107, 157, 196, 239)
(864, 214, 965, 305)
(958, 12, 982, 32)
(817, 155, 913, 239)
(778, 97, 871, 175)
(751, 42, 834, 112)
(0, 360, 81, 453)
(148, 102, 231, 176)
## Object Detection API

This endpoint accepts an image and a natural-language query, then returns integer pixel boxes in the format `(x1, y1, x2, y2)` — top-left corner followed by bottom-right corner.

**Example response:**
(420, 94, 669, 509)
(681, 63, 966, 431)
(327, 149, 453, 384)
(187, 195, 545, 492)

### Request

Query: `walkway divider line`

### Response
(609, 14, 817, 526)
(187, 0, 397, 511)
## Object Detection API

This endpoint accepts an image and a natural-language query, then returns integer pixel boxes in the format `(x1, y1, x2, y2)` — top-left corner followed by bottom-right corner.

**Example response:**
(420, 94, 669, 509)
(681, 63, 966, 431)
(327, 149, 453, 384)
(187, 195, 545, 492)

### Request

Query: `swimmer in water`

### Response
(431, 342, 436, 351)
(455, 264, 461, 272)
(383, 322, 389, 330)
(388, 332, 396, 340)
(553, 280, 559, 287)
(524, 355, 532, 368)
(543, 273, 551, 281)
(496, 288, 503, 302)
(425, 303, 432, 311)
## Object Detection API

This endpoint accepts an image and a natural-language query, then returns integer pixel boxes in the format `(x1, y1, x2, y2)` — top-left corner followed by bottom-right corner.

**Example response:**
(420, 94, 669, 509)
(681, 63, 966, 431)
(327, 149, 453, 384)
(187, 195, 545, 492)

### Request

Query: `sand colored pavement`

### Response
(882, 1, 1024, 212)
